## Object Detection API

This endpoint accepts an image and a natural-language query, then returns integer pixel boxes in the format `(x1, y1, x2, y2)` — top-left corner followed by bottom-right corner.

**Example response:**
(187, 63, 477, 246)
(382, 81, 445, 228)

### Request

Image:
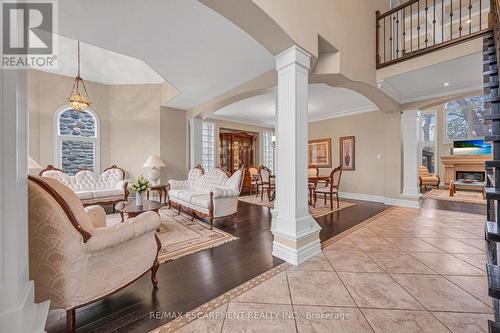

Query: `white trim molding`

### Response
(338, 192, 422, 208)
(0, 69, 49, 332)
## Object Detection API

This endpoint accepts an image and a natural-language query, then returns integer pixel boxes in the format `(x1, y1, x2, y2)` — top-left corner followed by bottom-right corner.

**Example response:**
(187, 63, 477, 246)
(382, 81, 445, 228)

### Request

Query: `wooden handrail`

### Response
(376, 0, 493, 68)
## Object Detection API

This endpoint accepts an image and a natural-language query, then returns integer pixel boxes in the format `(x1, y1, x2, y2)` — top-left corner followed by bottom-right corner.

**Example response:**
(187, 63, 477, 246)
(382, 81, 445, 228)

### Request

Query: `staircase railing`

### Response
(376, 0, 493, 68)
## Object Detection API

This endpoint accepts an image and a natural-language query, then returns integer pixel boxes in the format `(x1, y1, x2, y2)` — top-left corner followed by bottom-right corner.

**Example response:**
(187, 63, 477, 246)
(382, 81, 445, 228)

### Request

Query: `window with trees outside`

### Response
(444, 96, 491, 143)
(420, 110, 436, 173)
(56, 107, 99, 175)
(262, 131, 274, 172)
(201, 122, 215, 171)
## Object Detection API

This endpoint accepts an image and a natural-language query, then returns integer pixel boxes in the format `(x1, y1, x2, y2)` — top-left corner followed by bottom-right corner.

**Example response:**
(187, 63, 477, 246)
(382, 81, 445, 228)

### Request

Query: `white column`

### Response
(270, 88, 278, 233)
(0, 69, 49, 332)
(272, 45, 321, 265)
(402, 110, 422, 199)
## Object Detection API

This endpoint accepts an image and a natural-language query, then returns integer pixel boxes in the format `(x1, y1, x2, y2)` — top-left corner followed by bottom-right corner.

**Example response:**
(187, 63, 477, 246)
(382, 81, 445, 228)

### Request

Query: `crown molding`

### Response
(308, 105, 379, 123)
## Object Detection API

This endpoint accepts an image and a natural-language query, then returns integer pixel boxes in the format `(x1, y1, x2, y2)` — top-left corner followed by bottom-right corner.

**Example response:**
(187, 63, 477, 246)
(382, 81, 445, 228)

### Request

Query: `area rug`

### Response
(238, 195, 355, 218)
(424, 189, 486, 205)
(106, 208, 238, 264)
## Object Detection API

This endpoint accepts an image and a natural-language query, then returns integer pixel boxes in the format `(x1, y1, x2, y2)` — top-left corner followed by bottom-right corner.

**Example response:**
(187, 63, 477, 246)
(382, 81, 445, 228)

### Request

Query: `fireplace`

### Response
(455, 171, 485, 182)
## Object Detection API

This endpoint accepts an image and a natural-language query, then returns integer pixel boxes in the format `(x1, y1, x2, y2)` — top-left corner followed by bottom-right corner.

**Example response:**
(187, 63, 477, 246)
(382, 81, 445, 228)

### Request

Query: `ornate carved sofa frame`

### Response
(167, 165, 243, 229)
(39, 164, 129, 207)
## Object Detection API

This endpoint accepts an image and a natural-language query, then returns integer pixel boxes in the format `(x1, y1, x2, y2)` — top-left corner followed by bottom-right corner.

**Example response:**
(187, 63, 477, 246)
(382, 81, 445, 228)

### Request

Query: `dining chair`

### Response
(308, 167, 319, 203)
(259, 166, 275, 202)
(248, 165, 260, 196)
(314, 166, 342, 208)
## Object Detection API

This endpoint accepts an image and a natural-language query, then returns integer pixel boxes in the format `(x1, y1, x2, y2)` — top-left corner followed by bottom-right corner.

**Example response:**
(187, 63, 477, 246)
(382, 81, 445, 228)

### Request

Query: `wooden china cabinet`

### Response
(219, 132, 255, 193)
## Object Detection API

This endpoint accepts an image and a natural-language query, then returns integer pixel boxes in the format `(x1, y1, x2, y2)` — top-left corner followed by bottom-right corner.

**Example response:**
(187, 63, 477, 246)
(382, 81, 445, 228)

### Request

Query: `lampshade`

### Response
(143, 155, 166, 168)
(28, 156, 42, 170)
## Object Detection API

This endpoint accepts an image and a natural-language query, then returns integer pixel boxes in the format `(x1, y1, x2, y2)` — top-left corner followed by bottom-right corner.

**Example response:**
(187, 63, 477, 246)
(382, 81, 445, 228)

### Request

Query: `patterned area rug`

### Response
(425, 189, 486, 205)
(106, 208, 238, 264)
(238, 195, 355, 218)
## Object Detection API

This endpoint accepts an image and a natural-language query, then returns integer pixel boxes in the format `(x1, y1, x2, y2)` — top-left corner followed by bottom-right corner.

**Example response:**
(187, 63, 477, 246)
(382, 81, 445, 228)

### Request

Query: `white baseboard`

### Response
(338, 192, 385, 203)
(339, 191, 422, 208)
(272, 238, 321, 266)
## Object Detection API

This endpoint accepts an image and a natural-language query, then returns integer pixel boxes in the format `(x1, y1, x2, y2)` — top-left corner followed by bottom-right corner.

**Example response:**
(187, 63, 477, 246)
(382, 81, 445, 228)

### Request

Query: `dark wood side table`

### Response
(147, 185, 169, 204)
(115, 199, 161, 222)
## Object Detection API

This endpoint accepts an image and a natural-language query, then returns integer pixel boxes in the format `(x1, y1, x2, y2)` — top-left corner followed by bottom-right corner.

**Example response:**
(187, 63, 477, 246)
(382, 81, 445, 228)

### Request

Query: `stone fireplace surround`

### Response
(440, 155, 491, 185)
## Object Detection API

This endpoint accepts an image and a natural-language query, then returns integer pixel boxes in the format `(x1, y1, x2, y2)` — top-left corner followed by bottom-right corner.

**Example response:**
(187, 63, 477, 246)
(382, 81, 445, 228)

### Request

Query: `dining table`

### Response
(266, 175, 330, 203)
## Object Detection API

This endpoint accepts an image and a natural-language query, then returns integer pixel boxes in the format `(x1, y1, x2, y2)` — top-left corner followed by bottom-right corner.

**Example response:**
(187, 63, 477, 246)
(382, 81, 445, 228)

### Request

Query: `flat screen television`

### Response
(453, 139, 491, 155)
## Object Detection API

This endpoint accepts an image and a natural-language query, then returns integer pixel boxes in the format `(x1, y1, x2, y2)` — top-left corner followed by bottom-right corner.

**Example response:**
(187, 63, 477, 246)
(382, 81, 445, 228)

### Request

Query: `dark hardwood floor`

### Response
(45, 198, 387, 333)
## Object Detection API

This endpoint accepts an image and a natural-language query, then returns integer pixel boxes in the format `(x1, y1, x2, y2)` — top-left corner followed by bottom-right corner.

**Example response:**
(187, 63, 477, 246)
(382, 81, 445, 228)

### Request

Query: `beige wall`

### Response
(308, 111, 387, 197)
(108, 84, 162, 178)
(160, 107, 188, 181)
(27, 70, 186, 181)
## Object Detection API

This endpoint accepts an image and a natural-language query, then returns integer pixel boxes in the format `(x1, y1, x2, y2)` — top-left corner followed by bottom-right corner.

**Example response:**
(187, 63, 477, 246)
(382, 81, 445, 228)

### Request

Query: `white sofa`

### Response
(39, 165, 128, 206)
(167, 165, 243, 229)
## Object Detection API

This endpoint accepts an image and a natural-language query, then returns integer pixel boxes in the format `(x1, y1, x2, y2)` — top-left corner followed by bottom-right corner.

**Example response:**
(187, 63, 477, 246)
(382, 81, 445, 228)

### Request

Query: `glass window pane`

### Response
(61, 140, 95, 175)
(421, 146, 435, 173)
(59, 109, 96, 137)
(446, 109, 468, 140)
(421, 112, 435, 142)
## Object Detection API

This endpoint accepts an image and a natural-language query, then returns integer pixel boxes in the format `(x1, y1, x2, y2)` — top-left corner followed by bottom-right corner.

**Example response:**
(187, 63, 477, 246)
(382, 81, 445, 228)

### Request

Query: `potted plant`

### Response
(129, 175, 151, 206)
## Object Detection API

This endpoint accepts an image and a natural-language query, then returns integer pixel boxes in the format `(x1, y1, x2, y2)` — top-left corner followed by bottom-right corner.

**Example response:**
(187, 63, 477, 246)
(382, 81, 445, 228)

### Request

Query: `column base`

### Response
(0, 281, 50, 333)
(272, 215, 321, 265)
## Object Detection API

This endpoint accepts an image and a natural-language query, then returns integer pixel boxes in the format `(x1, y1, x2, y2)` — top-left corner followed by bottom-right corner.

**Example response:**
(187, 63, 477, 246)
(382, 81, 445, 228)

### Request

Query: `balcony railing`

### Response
(376, 0, 493, 68)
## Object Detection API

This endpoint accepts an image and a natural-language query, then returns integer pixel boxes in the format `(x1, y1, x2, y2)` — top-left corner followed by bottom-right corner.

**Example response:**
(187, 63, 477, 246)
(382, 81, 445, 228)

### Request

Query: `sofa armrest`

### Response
(85, 211, 160, 252)
(115, 179, 128, 191)
(85, 205, 107, 228)
(168, 180, 188, 190)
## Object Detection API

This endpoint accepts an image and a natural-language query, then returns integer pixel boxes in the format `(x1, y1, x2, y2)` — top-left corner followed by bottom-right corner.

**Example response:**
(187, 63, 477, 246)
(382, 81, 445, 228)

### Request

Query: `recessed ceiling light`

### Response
(466, 19, 471, 24)
(443, 82, 450, 87)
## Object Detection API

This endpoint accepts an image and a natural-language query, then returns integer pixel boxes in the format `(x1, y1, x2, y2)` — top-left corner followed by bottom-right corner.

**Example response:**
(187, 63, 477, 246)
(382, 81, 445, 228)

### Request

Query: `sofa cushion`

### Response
(76, 191, 94, 200)
(190, 194, 211, 209)
(92, 189, 123, 198)
(168, 189, 191, 199)
(178, 190, 206, 203)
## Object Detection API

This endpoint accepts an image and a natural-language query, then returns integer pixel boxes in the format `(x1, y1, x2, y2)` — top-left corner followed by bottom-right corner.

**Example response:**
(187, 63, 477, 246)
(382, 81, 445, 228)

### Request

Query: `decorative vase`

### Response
(136, 192, 143, 206)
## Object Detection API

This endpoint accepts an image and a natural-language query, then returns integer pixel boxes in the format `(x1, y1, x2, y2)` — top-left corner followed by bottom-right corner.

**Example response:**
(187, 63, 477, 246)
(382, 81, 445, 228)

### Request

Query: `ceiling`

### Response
(378, 53, 483, 104)
(212, 84, 378, 127)
(37, 36, 164, 85)
(55, 0, 275, 109)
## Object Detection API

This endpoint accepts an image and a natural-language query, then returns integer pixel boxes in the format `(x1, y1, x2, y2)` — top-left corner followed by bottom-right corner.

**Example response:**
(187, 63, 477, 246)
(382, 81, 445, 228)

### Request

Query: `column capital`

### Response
(275, 45, 311, 72)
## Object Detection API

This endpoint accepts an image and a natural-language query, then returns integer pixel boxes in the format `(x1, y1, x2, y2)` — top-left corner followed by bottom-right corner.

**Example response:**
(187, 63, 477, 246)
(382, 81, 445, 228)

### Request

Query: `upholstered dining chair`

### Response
(28, 176, 161, 332)
(259, 166, 275, 202)
(248, 165, 260, 196)
(308, 167, 319, 202)
(314, 166, 342, 209)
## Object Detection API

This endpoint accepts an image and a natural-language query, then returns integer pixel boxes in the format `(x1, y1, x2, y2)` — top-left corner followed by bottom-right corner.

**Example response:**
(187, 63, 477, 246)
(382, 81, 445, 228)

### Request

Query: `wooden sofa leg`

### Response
(66, 309, 76, 333)
(151, 234, 161, 289)
(209, 217, 213, 230)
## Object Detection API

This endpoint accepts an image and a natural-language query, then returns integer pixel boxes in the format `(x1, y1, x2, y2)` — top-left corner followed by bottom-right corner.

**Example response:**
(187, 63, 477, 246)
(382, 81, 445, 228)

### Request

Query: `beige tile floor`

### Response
(154, 206, 493, 333)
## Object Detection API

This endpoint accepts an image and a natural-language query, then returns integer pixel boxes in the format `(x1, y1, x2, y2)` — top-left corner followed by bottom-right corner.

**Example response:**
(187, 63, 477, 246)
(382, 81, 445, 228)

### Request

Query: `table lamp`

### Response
(143, 154, 166, 185)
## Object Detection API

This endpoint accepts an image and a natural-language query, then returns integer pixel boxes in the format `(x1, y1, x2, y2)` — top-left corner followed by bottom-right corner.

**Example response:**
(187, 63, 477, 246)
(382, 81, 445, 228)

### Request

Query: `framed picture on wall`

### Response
(340, 136, 355, 171)
(308, 138, 332, 168)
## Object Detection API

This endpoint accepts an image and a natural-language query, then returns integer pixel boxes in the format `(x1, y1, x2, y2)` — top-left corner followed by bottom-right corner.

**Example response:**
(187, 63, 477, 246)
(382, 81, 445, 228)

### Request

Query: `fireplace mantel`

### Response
(440, 155, 491, 185)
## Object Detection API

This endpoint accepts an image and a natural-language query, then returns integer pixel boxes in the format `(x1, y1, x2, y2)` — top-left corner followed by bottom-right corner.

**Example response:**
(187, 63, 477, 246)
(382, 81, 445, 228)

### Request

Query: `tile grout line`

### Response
(284, 270, 299, 333)
(321, 246, 377, 333)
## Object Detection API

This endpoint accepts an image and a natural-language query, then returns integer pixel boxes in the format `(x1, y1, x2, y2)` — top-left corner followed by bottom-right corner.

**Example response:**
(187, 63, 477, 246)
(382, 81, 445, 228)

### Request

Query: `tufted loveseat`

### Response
(39, 165, 128, 207)
(167, 165, 243, 229)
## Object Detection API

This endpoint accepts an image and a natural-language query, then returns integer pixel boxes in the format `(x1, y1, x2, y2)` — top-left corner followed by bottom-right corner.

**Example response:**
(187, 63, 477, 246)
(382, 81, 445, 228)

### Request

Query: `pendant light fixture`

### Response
(68, 41, 92, 111)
